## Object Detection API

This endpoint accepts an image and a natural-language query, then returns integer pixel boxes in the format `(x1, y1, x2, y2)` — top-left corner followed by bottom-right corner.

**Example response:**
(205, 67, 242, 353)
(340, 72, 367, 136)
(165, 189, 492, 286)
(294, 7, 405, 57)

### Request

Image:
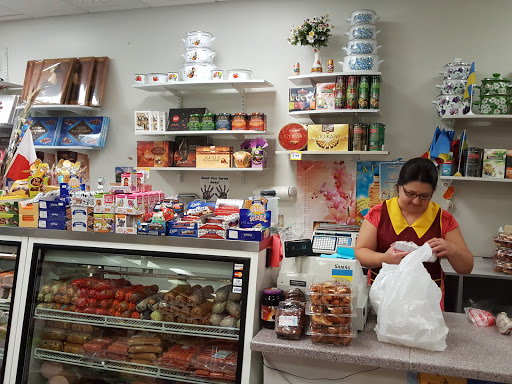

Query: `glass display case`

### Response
(17, 244, 251, 384)
(0, 242, 20, 381)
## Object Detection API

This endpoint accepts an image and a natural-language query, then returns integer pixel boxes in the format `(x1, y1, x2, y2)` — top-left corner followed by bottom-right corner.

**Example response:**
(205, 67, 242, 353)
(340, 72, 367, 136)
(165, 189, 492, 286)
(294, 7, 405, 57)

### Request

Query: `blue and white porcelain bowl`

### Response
(343, 39, 381, 55)
(346, 24, 380, 40)
(347, 9, 379, 25)
(339, 54, 383, 72)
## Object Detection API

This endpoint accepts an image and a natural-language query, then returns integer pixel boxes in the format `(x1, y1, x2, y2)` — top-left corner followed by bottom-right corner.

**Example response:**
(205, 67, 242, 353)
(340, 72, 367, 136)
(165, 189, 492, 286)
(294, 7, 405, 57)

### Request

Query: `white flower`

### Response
(317, 25, 326, 32)
(309, 30, 315, 37)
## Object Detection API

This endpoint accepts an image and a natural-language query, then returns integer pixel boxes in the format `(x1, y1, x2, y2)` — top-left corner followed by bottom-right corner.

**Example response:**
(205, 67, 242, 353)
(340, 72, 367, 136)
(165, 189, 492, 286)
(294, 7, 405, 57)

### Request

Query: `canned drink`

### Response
(346, 76, 358, 109)
(327, 59, 334, 73)
(358, 76, 370, 109)
(368, 123, 385, 151)
(335, 75, 347, 109)
(293, 62, 300, 76)
(352, 123, 368, 151)
(370, 75, 381, 109)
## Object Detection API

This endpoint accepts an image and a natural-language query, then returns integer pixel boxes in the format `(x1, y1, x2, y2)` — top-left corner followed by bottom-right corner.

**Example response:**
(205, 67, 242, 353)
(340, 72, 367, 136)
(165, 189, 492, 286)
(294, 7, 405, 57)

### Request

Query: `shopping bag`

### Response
(370, 243, 449, 351)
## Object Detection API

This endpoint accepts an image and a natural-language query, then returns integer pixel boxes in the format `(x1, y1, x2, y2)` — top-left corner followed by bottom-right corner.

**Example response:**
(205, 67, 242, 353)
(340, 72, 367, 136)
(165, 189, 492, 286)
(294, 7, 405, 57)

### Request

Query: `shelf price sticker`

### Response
(290, 151, 302, 161)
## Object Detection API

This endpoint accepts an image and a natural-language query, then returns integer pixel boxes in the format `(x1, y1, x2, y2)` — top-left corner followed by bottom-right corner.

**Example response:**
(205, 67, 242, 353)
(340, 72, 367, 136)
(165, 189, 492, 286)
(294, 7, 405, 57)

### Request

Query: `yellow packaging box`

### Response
(307, 124, 349, 151)
(19, 202, 39, 228)
(196, 146, 232, 168)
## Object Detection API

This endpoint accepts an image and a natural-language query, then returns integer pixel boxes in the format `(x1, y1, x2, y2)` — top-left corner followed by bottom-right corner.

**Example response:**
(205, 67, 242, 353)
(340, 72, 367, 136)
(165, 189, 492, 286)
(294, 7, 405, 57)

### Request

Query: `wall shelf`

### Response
(289, 109, 380, 119)
(0, 123, 13, 129)
(34, 146, 101, 151)
(133, 79, 274, 93)
(289, 71, 382, 86)
(441, 114, 512, 121)
(134, 130, 269, 139)
(275, 150, 389, 156)
(17, 105, 100, 115)
(0, 80, 22, 89)
(440, 176, 512, 183)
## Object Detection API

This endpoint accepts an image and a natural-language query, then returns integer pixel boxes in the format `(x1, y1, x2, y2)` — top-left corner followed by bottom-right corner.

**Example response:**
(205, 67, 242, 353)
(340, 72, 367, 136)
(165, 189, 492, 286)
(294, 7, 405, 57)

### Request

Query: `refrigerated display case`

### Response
(16, 234, 271, 384)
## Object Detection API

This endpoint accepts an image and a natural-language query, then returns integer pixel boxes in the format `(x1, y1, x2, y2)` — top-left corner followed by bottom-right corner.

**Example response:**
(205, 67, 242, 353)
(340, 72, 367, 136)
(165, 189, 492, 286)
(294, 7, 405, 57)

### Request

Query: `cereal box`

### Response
(137, 141, 174, 167)
(289, 87, 316, 112)
(315, 83, 336, 110)
(482, 149, 507, 179)
(196, 146, 233, 168)
(307, 124, 349, 151)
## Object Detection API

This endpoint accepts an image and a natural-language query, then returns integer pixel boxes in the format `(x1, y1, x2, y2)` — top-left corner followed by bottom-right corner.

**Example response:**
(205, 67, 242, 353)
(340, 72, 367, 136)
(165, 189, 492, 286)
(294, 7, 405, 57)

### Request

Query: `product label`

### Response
(278, 315, 298, 327)
(213, 350, 231, 359)
(289, 280, 307, 287)
(261, 305, 277, 322)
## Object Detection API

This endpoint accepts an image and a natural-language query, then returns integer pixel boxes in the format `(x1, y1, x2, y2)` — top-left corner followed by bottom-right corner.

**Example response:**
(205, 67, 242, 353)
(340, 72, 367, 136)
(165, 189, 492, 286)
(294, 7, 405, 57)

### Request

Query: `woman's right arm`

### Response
(354, 219, 408, 268)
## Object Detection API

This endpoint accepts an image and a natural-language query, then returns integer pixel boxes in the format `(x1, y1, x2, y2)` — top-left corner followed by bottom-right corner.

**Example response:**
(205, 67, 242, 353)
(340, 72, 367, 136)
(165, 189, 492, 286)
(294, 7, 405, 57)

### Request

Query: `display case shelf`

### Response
(34, 308, 240, 340)
(133, 79, 273, 93)
(275, 150, 389, 156)
(0, 299, 10, 312)
(16, 105, 100, 115)
(134, 130, 269, 139)
(440, 176, 512, 183)
(34, 349, 231, 384)
(288, 71, 382, 86)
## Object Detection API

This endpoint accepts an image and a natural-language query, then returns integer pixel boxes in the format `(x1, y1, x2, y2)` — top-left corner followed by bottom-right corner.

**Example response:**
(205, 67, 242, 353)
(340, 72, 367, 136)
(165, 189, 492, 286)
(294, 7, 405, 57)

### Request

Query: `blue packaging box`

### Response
(58, 117, 109, 147)
(38, 210, 67, 220)
(167, 221, 198, 237)
(39, 199, 67, 211)
(21, 117, 63, 146)
(38, 219, 67, 230)
(137, 222, 167, 236)
(227, 227, 270, 242)
(239, 209, 271, 229)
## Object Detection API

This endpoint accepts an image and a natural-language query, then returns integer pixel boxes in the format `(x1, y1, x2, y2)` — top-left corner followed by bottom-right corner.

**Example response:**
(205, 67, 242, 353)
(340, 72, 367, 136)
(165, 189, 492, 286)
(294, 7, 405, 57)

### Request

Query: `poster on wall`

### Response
(379, 161, 405, 199)
(200, 176, 230, 201)
(356, 161, 385, 225)
(297, 161, 356, 238)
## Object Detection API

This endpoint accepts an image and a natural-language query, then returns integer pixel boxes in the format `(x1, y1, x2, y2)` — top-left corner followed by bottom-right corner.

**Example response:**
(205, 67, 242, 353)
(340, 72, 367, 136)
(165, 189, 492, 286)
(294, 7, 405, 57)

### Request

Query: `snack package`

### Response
(496, 312, 512, 335)
(465, 307, 495, 327)
(275, 300, 305, 340)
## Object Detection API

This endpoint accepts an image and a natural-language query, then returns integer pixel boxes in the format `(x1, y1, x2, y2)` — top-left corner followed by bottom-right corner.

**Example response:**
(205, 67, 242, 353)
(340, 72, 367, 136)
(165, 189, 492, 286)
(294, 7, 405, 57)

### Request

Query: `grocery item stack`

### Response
(434, 58, 471, 117)
(182, 31, 217, 82)
(493, 229, 512, 275)
(474, 73, 512, 115)
(340, 9, 382, 72)
(305, 281, 354, 345)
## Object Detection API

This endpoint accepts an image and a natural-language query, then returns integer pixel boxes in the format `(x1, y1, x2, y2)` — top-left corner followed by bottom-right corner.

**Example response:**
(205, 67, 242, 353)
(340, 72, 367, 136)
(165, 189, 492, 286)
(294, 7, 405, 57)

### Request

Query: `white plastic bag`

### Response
(369, 243, 449, 351)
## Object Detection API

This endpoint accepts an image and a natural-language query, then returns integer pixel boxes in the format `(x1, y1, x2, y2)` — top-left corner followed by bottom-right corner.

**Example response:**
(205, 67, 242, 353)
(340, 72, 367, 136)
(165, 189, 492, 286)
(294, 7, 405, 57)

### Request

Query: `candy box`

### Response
(137, 220, 167, 236)
(0, 213, 19, 227)
(58, 117, 109, 147)
(93, 213, 115, 233)
(38, 219, 67, 230)
(115, 214, 141, 234)
(239, 198, 271, 228)
(227, 227, 270, 241)
(198, 213, 239, 240)
(315, 83, 336, 110)
(21, 117, 63, 146)
(174, 136, 211, 168)
(289, 87, 316, 112)
(39, 209, 66, 220)
(19, 202, 39, 228)
(70, 205, 93, 221)
(70, 220, 93, 232)
(0, 201, 19, 215)
(196, 146, 233, 168)
(94, 193, 106, 213)
(167, 108, 207, 131)
(137, 141, 174, 167)
(125, 194, 144, 215)
(307, 124, 349, 151)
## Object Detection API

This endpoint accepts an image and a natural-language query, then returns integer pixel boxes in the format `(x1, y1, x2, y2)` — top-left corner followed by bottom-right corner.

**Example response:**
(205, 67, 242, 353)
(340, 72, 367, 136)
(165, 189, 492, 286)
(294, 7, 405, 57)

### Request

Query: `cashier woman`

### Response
(355, 157, 473, 308)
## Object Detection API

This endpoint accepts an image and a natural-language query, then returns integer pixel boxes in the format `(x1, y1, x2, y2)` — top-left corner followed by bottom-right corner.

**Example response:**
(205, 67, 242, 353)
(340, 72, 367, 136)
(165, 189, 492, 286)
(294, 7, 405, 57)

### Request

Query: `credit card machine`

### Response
(311, 224, 360, 254)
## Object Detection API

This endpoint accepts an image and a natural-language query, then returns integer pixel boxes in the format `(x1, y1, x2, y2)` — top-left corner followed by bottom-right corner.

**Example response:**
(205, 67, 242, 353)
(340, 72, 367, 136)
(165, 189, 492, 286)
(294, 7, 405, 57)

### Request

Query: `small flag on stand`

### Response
(464, 61, 476, 115)
(453, 129, 467, 177)
(4, 128, 37, 182)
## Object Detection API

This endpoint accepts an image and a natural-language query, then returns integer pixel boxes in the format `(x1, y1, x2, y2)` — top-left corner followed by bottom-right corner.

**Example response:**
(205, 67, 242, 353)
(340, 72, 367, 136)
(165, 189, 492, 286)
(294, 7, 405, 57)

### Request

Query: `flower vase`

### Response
(311, 48, 323, 73)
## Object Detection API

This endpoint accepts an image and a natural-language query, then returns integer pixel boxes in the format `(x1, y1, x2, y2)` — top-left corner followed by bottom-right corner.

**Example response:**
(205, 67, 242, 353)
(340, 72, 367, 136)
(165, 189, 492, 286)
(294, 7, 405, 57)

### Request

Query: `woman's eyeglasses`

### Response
(401, 187, 433, 200)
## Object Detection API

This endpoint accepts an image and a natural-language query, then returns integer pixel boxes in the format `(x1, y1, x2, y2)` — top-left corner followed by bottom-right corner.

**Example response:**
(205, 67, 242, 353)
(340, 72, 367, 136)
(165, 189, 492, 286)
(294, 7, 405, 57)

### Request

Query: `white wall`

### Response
(1, 0, 512, 257)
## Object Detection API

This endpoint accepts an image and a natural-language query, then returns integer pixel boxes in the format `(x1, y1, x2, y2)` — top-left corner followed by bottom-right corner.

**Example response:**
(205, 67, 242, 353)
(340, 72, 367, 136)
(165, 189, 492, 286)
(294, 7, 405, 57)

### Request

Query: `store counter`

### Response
(251, 313, 512, 383)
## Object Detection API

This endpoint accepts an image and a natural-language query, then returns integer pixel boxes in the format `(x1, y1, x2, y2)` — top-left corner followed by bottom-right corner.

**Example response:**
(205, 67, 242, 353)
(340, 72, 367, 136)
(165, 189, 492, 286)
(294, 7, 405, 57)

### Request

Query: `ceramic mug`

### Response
(134, 74, 147, 84)
(167, 72, 179, 82)
(212, 70, 223, 80)
(148, 73, 167, 84)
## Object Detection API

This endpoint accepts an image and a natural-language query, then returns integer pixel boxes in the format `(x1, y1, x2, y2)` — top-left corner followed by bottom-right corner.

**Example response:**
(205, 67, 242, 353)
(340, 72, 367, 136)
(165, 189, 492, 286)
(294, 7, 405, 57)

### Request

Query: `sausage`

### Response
(129, 359, 153, 366)
(71, 324, 94, 333)
(128, 345, 163, 354)
(63, 343, 82, 354)
(164, 284, 191, 302)
(127, 336, 162, 346)
(187, 285, 214, 306)
(190, 300, 213, 318)
(42, 328, 68, 341)
(66, 332, 92, 345)
(107, 341, 130, 355)
(39, 340, 63, 351)
(128, 352, 158, 361)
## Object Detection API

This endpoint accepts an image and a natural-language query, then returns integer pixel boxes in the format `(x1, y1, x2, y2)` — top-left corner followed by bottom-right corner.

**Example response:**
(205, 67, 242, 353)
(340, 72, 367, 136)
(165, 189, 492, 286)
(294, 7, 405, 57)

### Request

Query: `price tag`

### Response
(290, 151, 302, 161)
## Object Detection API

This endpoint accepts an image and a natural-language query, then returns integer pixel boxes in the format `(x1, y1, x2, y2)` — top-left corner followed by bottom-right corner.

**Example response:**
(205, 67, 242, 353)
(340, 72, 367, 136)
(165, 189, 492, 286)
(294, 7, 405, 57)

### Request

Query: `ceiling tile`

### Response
(139, 0, 212, 6)
(0, 4, 20, 16)
(63, 0, 148, 12)
(0, 0, 86, 17)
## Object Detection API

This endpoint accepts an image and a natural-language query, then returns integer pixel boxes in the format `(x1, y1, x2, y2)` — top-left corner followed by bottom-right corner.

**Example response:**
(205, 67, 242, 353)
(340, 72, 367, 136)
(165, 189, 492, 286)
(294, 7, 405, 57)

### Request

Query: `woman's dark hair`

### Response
(397, 157, 438, 191)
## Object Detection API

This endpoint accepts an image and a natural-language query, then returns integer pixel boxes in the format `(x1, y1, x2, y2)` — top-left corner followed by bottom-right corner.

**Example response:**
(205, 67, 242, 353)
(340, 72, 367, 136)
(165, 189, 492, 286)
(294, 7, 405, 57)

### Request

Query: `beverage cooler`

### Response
(16, 238, 265, 384)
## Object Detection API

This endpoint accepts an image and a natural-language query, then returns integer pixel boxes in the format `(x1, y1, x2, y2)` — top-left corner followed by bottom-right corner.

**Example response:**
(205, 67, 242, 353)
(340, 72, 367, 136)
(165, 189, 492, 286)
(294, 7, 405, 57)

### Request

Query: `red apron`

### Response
(369, 200, 445, 308)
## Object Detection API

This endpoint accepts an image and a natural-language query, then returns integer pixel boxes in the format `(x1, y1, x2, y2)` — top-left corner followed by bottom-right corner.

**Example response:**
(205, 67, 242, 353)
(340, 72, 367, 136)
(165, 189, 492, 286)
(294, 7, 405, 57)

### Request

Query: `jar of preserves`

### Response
(232, 113, 248, 131)
(261, 287, 284, 329)
(248, 112, 266, 131)
(216, 113, 232, 130)
(187, 114, 201, 131)
(201, 113, 216, 130)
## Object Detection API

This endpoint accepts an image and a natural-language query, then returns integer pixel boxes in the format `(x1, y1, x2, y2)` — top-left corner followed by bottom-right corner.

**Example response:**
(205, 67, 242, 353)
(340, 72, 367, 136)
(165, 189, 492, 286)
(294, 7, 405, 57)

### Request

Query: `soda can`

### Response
(293, 62, 300, 76)
(370, 75, 381, 109)
(346, 76, 358, 109)
(327, 59, 334, 73)
(335, 75, 347, 109)
(368, 123, 385, 151)
(358, 76, 370, 109)
(352, 123, 368, 151)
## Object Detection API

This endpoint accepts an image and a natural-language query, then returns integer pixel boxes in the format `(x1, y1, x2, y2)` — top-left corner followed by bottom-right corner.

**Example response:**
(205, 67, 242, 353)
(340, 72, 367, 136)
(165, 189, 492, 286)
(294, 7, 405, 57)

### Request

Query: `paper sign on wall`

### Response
(200, 176, 230, 201)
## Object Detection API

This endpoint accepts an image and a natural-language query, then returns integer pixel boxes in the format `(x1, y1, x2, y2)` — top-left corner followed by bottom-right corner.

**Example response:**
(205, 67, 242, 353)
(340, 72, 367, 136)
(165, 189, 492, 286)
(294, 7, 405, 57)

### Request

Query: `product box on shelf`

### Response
(506, 150, 512, 179)
(198, 212, 239, 240)
(103, 193, 115, 214)
(134, 111, 151, 132)
(174, 136, 211, 167)
(316, 83, 336, 110)
(115, 214, 141, 234)
(94, 193, 106, 213)
(151, 111, 159, 132)
(289, 87, 316, 111)
(0, 201, 19, 215)
(38, 219, 67, 230)
(22, 117, 63, 146)
(38, 209, 66, 220)
(307, 124, 349, 151)
(167, 220, 198, 237)
(483, 149, 507, 179)
(93, 213, 115, 233)
(39, 199, 67, 211)
(167, 108, 208, 131)
(70, 219, 93, 232)
(137, 141, 174, 168)
(227, 227, 270, 241)
(159, 111, 167, 132)
(196, 146, 233, 168)
(58, 116, 109, 147)
(0, 213, 19, 227)
(70, 205, 94, 232)
(240, 197, 271, 228)
(19, 202, 39, 228)
(137, 221, 167, 236)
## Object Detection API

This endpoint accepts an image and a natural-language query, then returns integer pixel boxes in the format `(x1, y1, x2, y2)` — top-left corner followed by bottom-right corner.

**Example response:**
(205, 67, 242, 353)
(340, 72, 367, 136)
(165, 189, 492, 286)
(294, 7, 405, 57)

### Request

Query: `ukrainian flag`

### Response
(464, 62, 476, 99)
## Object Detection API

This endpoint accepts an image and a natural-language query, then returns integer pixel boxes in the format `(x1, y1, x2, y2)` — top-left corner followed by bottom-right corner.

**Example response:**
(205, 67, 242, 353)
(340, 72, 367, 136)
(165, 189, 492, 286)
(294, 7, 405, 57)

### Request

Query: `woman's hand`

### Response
(383, 245, 409, 264)
(427, 237, 455, 258)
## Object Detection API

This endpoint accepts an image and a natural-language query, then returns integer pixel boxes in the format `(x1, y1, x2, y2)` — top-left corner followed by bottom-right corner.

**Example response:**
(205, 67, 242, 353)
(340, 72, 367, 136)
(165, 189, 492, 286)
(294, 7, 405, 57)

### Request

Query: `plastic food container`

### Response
(227, 69, 252, 80)
(183, 31, 216, 49)
(495, 247, 512, 263)
(494, 233, 512, 249)
(305, 301, 353, 315)
(148, 73, 167, 84)
(306, 323, 354, 345)
(307, 281, 353, 304)
(275, 300, 305, 340)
